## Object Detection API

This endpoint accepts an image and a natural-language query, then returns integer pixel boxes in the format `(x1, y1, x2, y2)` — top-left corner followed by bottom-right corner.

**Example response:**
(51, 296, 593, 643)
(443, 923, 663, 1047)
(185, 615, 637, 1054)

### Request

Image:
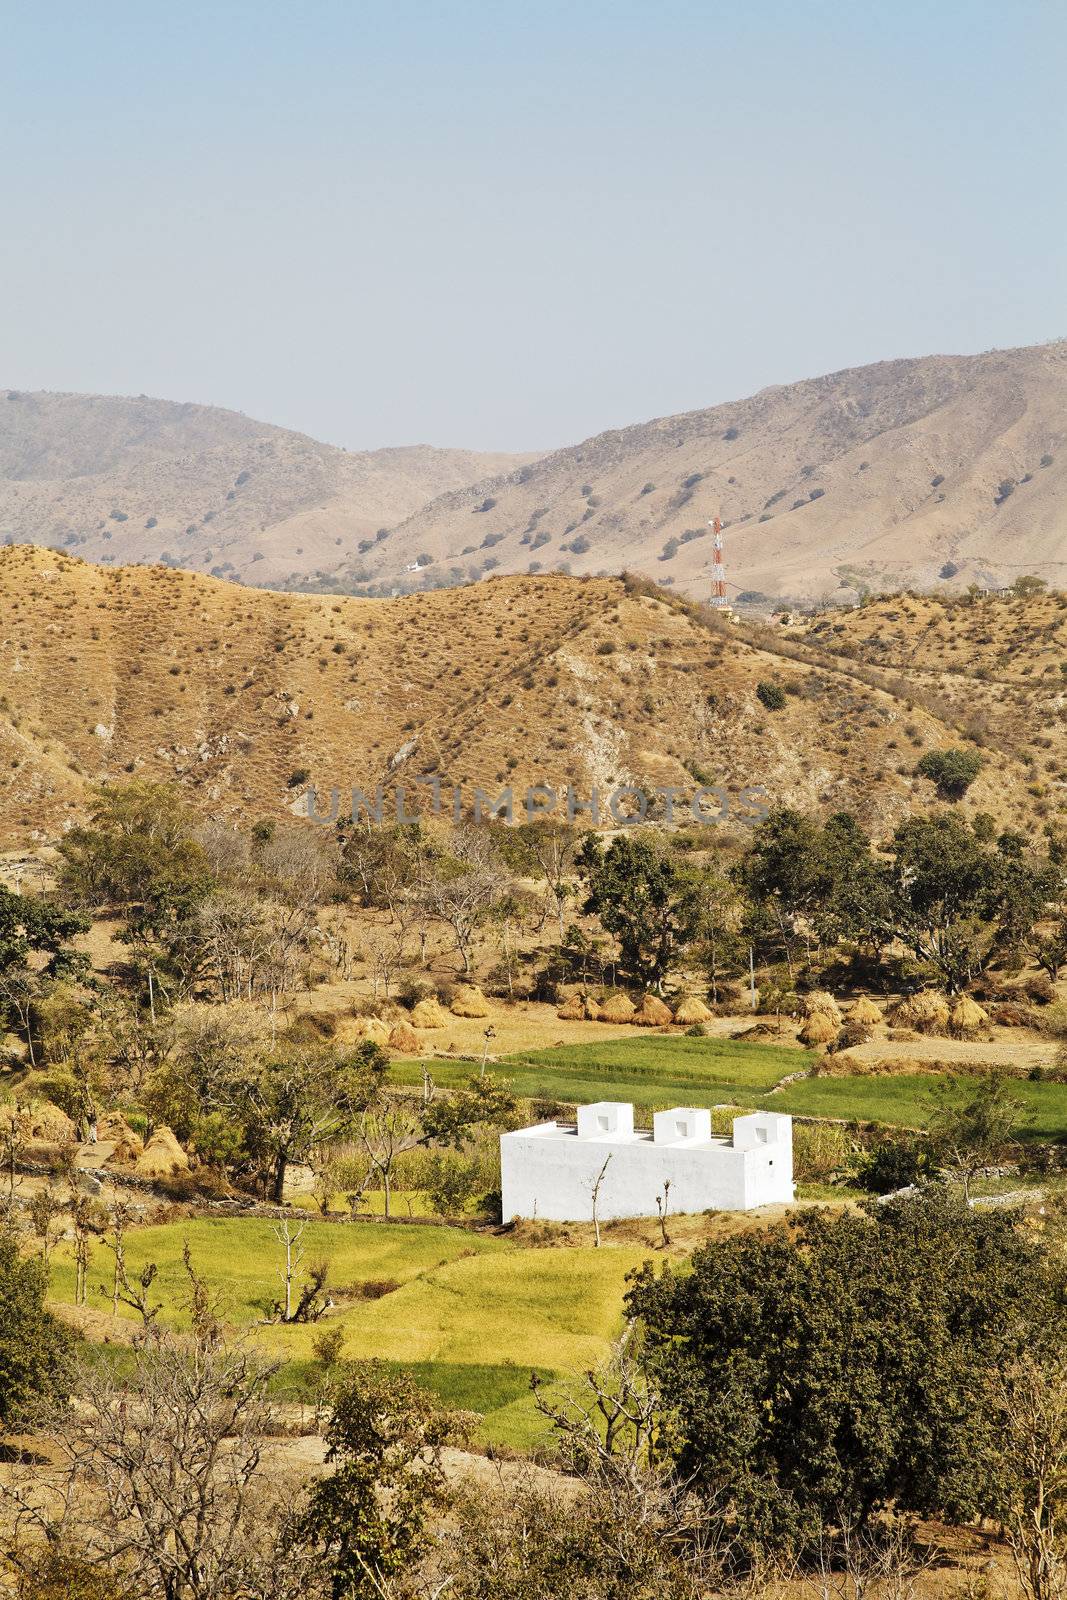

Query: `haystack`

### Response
(674, 995, 712, 1025)
(556, 995, 585, 1021)
(410, 997, 449, 1030)
(134, 1126, 189, 1178)
(850, 998, 883, 1026)
(354, 1016, 390, 1045)
(950, 995, 989, 1038)
(802, 991, 842, 1026)
(451, 986, 491, 1018)
(388, 1022, 425, 1054)
(98, 1112, 144, 1163)
(632, 994, 674, 1026)
(27, 1100, 75, 1143)
(799, 1011, 838, 1047)
(597, 993, 636, 1023)
(891, 991, 950, 1035)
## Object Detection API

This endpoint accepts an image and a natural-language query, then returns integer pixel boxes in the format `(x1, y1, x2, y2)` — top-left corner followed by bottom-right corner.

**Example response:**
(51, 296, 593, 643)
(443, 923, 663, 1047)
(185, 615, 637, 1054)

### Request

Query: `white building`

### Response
(501, 1102, 793, 1223)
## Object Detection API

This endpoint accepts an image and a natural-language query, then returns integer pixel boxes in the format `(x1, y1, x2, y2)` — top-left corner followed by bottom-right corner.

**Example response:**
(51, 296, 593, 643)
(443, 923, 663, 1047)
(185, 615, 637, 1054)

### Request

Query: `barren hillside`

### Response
(0, 390, 525, 585)
(309, 340, 1067, 604)
(800, 590, 1067, 800)
(0, 547, 1051, 848)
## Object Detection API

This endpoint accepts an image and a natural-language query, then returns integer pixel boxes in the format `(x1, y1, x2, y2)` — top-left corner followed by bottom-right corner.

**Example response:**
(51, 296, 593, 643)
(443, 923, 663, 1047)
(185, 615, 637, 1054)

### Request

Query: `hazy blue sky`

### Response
(2, 0, 1065, 451)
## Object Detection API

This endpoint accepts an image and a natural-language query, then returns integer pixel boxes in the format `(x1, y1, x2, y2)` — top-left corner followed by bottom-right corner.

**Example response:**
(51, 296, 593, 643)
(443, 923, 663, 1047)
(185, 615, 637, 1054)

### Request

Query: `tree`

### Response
(579, 834, 702, 992)
(0, 885, 88, 980)
(628, 1190, 1061, 1558)
(994, 1348, 1067, 1600)
(506, 820, 583, 943)
(355, 1074, 515, 1219)
(0, 1227, 75, 1430)
(929, 1072, 1029, 1202)
(1, 1318, 316, 1600)
(886, 812, 1052, 991)
(301, 1363, 457, 1599)
(419, 827, 511, 976)
(916, 747, 983, 800)
(239, 1041, 388, 1202)
(58, 782, 213, 936)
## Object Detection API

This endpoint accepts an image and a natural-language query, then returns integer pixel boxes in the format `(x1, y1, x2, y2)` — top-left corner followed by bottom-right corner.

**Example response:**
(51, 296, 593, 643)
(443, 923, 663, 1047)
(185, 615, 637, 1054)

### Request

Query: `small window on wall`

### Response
(675, 1120, 688, 1138)
(597, 1114, 610, 1133)
(755, 1127, 768, 1144)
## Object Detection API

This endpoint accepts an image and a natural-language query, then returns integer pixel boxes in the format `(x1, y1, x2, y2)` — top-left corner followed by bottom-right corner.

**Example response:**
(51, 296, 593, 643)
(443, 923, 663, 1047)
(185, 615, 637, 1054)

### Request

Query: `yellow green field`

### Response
(50, 1217, 651, 1447)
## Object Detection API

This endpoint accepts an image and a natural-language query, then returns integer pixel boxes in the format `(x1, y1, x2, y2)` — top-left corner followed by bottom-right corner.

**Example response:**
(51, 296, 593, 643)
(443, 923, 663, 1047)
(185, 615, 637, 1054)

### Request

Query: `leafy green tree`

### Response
(239, 1041, 389, 1202)
(578, 834, 702, 991)
(929, 1072, 1030, 1202)
(302, 1363, 456, 1598)
(628, 1190, 1061, 1558)
(0, 886, 88, 979)
(887, 813, 1053, 990)
(0, 1227, 76, 1429)
(59, 782, 213, 936)
(916, 747, 983, 800)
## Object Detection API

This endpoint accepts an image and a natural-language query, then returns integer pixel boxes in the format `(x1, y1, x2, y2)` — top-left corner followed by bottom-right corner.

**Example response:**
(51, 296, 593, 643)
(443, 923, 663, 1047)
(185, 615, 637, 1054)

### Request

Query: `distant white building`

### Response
(501, 1102, 794, 1223)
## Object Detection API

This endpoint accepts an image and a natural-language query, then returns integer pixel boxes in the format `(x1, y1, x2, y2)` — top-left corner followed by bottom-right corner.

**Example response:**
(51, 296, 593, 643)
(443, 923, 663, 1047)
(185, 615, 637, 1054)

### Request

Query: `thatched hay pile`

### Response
(388, 1021, 425, 1054)
(890, 991, 950, 1035)
(98, 1112, 144, 1164)
(632, 994, 674, 1026)
(134, 1126, 189, 1178)
(450, 986, 490, 1018)
(799, 1011, 838, 1047)
(802, 991, 842, 1026)
(598, 993, 636, 1023)
(674, 996, 712, 1025)
(27, 1100, 76, 1143)
(353, 1016, 390, 1045)
(850, 998, 883, 1026)
(556, 995, 585, 1021)
(950, 995, 989, 1038)
(410, 998, 449, 1030)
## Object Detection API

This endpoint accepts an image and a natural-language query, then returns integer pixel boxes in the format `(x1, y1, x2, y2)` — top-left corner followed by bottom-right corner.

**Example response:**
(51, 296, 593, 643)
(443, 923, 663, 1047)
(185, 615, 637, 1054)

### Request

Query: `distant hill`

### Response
(0, 546, 1051, 849)
(309, 340, 1067, 605)
(0, 389, 527, 585)
(3, 342, 1065, 605)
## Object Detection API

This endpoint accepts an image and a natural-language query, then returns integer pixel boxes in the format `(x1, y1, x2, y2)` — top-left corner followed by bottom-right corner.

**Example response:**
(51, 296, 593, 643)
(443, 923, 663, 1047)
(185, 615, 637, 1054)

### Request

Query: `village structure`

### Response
(500, 1102, 794, 1222)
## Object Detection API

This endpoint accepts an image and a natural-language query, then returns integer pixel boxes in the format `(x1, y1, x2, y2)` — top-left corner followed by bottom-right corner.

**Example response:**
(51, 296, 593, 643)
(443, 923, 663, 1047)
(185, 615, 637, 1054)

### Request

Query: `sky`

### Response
(1, 0, 1065, 452)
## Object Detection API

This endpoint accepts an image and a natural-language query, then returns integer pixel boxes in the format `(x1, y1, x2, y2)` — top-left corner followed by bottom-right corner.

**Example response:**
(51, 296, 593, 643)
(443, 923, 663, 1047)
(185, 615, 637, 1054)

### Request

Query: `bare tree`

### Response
(655, 1177, 672, 1248)
(274, 1216, 305, 1322)
(419, 827, 511, 976)
(996, 1352, 1067, 1600)
(590, 1154, 612, 1248)
(1, 1326, 320, 1600)
(355, 1099, 424, 1219)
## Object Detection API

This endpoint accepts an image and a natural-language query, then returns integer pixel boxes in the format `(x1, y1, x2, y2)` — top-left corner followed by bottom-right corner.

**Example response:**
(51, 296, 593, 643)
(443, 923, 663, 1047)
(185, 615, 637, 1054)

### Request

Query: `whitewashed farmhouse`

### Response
(501, 1102, 793, 1222)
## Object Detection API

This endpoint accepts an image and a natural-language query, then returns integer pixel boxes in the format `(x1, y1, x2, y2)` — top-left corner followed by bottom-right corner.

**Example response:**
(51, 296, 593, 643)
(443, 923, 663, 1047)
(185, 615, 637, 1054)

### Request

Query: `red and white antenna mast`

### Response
(709, 516, 728, 608)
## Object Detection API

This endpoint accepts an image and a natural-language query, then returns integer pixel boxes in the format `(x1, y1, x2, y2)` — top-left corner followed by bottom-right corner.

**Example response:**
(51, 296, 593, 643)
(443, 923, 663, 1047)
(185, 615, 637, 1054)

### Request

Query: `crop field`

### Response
(395, 1035, 1067, 1141)
(50, 1218, 651, 1448)
(395, 1035, 807, 1109)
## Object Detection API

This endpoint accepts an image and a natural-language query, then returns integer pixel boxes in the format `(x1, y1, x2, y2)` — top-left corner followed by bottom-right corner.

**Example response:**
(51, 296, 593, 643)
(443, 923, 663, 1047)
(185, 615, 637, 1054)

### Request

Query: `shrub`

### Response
(756, 680, 787, 710)
(916, 747, 982, 799)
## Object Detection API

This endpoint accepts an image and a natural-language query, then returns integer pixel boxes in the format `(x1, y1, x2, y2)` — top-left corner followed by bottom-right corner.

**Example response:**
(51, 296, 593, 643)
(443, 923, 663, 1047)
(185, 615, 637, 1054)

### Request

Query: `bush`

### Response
(853, 1137, 932, 1195)
(916, 747, 982, 799)
(756, 680, 787, 710)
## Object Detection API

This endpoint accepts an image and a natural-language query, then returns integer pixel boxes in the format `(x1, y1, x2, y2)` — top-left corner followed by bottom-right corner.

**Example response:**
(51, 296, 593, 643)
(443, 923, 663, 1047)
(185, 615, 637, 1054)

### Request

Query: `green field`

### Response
(395, 1035, 808, 1110)
(395, 1035, 1067, 1141)
(51, 1218, 651, 1448)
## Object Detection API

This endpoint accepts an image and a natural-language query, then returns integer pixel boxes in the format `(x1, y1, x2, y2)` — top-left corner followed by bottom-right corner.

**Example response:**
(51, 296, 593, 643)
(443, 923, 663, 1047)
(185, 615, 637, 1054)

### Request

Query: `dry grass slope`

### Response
(0, 547, 1052, 846)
